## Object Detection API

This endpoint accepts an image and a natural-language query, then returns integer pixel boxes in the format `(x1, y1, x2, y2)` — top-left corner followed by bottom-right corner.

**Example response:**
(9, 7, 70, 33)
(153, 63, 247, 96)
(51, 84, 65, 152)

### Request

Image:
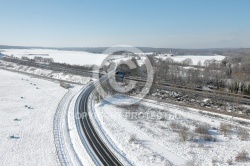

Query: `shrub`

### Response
(212, 158, 218, 165)
(170, 121, 183, 131)
(203, 134, 216, 142)
(179, 126, 191, 142)
(238, 128, 249, 141)
(129, 134, 137, 143)
(235, 150, 249, 162)
(220, 123, 233, 136)
(227, 159, 233, 165)
(6, 64, 14, 68)
(195, 124, 210, 135)
(186, 159, 195, 166)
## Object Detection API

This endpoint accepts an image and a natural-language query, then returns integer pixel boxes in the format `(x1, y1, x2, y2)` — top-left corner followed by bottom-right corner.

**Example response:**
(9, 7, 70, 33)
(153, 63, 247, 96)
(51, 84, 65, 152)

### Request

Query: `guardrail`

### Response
(53, 91, 72, 166)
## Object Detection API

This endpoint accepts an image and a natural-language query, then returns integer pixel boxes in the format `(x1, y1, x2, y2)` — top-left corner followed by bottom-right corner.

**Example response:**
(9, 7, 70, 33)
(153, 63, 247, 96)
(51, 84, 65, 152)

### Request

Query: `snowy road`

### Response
(75, 79, 123, 166)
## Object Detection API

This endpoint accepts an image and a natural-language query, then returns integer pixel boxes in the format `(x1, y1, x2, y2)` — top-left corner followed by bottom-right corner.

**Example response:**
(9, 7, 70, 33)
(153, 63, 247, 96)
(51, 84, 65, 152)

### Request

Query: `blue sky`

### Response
(0, 0, 250, 48)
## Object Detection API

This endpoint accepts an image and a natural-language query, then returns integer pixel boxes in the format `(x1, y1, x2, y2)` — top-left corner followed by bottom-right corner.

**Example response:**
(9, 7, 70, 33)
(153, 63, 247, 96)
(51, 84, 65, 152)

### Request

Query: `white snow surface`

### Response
(156, 55, 225, 66)
(0, 60, 92, 84)
(54, 86, 83, 165)
(0, 69, 67, 166)
(95, 96, 186, 166)
(1, 49, 150, 67)
(95, 95, 250, 166)
(2, 49, 107, 66)
(2, 49, 225, 67)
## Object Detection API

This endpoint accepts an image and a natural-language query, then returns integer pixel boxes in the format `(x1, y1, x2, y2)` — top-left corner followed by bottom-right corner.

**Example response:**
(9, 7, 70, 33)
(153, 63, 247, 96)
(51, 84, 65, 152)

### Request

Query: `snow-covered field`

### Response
(1, 49, 225, 67)
(0, 60, 92, 84)
(1, 49, 107, 66)
(0, 69, 68, 165)
(156, 55, 225, 66)
(0, 49, 149, 68)
(95, 95, 250, 166)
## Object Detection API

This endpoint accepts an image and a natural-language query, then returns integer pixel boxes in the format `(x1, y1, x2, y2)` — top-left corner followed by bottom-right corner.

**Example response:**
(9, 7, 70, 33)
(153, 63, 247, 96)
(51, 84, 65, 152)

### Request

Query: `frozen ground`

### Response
(1, 49, 225, 67)
(95, 95, 250, 166)
(0, 60, 92, 84)
(0, 69, 67, 165)
(1, 49, 107, 66)
(95, 96, 186, 166)
(156, 55, 225, 66)
(1, 49, 148, 67)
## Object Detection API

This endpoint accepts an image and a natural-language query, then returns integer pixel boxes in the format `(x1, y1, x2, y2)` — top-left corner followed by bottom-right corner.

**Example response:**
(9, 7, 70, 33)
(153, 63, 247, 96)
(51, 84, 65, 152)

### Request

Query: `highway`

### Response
(76, 78, 123, 166)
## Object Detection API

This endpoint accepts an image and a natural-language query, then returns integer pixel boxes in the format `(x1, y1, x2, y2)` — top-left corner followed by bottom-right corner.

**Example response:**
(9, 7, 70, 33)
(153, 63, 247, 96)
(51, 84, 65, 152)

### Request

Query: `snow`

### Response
(156, 55, 225, 66)
(1, 49, 149, 68)
(2, 49, 107, 66)
(1, 49, 225, 67)
(95, 95, 186, 166)
(95, 95, 250, 166)
(0, 60, 92, 85)
(54, 86, 83, 165)
(0, 69, 67, 165)
(0, 69, 96, 166)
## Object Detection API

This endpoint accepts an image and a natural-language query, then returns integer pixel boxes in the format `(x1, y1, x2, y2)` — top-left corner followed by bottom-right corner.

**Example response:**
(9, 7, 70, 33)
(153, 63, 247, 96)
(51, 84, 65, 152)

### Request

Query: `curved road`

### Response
(77, 79, 123, 166)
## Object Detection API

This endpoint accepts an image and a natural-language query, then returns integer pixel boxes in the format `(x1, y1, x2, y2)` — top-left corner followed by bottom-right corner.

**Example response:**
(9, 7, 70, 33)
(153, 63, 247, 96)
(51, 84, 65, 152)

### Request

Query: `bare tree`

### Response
(182, 58, 193, 66)
(43, 58, 54, 64)
(21, 56, 29, 60)
(33, 56, 43, 62)
(197, 60, 202, 66)
(204, 60, 211, 67)
(179, 126, 191, 142)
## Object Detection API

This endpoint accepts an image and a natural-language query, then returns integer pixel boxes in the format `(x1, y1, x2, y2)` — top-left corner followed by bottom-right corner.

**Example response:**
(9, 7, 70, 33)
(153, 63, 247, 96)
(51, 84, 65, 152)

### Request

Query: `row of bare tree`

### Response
(143, 54, 250, 95)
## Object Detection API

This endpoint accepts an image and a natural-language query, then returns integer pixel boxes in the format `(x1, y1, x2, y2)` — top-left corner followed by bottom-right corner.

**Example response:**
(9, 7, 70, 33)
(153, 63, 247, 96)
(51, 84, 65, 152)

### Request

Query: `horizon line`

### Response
(0, 44, 249, 50)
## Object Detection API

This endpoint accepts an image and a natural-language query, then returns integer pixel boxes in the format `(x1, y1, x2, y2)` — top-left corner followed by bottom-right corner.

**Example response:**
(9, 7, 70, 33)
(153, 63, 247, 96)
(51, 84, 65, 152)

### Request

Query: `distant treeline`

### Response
(1, 45, 250, 55)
